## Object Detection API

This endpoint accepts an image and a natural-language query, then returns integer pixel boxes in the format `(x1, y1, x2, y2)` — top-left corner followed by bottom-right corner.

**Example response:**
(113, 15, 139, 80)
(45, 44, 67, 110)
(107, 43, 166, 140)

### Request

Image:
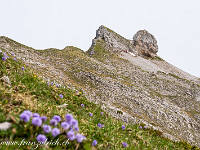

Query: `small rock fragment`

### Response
(0, 122, 12, 130)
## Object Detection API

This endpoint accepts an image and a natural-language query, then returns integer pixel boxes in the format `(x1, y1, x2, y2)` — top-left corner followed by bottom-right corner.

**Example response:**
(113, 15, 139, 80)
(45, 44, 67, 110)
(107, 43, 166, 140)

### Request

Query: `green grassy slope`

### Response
(0, 51, 199, 149)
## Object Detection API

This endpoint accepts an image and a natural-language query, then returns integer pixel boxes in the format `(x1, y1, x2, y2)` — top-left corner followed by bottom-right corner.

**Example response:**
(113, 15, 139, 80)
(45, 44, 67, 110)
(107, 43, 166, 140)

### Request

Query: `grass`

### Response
(0, 52, 200, 150)
(151, 56, 164, 61)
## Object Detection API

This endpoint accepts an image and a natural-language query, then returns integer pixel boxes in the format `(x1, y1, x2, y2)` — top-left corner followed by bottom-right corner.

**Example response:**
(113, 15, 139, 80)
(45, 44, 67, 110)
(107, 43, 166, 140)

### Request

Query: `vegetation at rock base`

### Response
(0, 51, 199, 149)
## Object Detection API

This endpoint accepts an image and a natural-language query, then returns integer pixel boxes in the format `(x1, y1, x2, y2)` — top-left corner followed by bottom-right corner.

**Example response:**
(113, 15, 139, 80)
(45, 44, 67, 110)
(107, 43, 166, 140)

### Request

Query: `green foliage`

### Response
(87, 40, 110, 61)
(168, 73, 183, 80)
(152, 56, 164, 61)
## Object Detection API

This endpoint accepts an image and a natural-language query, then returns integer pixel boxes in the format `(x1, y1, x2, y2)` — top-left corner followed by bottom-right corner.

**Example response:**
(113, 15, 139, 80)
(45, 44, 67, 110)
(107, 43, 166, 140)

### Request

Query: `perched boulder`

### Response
(133, 30, 158, 57)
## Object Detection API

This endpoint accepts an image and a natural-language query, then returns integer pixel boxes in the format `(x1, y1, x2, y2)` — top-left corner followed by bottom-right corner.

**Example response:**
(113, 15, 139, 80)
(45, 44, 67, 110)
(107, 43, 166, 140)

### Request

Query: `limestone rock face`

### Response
(133, 30, 158, 57)
(88, 25, 137, 55)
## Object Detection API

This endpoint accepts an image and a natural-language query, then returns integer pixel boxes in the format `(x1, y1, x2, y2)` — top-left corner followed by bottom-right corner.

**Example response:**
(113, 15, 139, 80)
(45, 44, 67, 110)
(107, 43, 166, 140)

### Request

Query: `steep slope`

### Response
(0, 26, 200, 147)
(2, 48, 199, 150)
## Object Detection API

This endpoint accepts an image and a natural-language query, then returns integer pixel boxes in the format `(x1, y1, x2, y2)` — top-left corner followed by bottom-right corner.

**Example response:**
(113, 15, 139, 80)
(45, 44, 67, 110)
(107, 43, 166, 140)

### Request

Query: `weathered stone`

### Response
(133, 30, 158, 57)
(88, 25, 138, 55)
(0, 122, 12, 130)
(1, 76, 11, 85)
(57, 104, 68, 108)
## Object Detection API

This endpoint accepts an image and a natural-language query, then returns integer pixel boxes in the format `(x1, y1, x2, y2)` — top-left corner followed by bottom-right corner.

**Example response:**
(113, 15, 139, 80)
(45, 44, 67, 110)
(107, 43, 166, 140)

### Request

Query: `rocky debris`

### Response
(133, 30, 158, 57)
(1, 76, 11, 87)
(57, 104, 68, 108)
(196, 96, 200, 102)
(75, 90, 80, 96)
(0, 122, 12, 130)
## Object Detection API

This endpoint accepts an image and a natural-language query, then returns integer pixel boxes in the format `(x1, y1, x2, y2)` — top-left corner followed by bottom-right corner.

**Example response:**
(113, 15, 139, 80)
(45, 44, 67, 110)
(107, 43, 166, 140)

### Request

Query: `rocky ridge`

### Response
(0, 26, 200, 147)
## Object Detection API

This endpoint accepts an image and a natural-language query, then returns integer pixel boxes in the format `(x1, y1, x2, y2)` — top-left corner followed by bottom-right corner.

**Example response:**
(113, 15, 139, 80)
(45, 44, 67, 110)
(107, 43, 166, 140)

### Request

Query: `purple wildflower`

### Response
(67, 130, 75, 141)
(4, 53, 9, 57)
(47, 83, 50, 86)
(70, 119, 78, 127)
(101, 112, 104, 115)
(51, 82, 54, 85)
(37, 134, 47, 143)
(2, 57, 6, 61)
(59, 94, 63, 98)
(122, 142, 127, 148)
(98, 123, 102, 128)
(42, 125, 51, 133)
(53, 115, 61, 122)
(56, 84, 59, 88)
(140, 126, 142, 129)
(32, 113, 40, 118)
(19, 113, 30, 123)
(13, 58, 17, 61)
(32, 117, 42, 127)
(22, 67, 25, 70)
(89, 113, 93, 117)
(61, 122, 70, 130)
(102, 124, 105, 127)
(74, 126, 79, 132)
(65, 114, 73, 123)
(82, 135, 86, 140)
(41, 116, 47, 123)
(92, 140, 97, 146)
(50, 119, 58, 126)
(122, 125, 125, 130)
(81, 104, 84, 107)
(76, 133, 84, 143)
(22, 110, 32, 117)
(52, 128, 60, 137)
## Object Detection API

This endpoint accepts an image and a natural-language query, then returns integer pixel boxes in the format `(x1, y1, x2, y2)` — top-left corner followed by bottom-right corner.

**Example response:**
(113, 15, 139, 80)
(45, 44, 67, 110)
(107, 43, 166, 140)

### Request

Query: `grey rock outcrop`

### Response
(88, 25, 138, 55)
(133, 30, 158, 57)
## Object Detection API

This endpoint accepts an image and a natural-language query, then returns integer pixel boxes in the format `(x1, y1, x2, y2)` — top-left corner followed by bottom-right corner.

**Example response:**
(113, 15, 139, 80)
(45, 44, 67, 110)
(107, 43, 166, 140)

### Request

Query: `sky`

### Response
(0, 0, 200, 77)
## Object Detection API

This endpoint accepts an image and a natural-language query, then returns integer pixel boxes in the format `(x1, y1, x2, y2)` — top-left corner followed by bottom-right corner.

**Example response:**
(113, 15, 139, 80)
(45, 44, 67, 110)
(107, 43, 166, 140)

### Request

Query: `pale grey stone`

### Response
(0, 122, 12, 130)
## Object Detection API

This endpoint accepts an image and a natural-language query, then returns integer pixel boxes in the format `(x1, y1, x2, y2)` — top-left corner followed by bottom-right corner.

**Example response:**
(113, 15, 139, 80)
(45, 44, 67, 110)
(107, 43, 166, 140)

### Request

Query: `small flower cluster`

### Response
(1, 52, 18, 62)
(47, 81, 60, 88)
(19, 110, 86, 144)
(2, 53, 9, 61)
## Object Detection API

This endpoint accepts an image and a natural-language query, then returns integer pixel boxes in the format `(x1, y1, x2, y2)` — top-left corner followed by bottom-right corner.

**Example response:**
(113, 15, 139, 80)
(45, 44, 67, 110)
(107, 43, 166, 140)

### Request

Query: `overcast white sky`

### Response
(0, 0, 200, 77)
